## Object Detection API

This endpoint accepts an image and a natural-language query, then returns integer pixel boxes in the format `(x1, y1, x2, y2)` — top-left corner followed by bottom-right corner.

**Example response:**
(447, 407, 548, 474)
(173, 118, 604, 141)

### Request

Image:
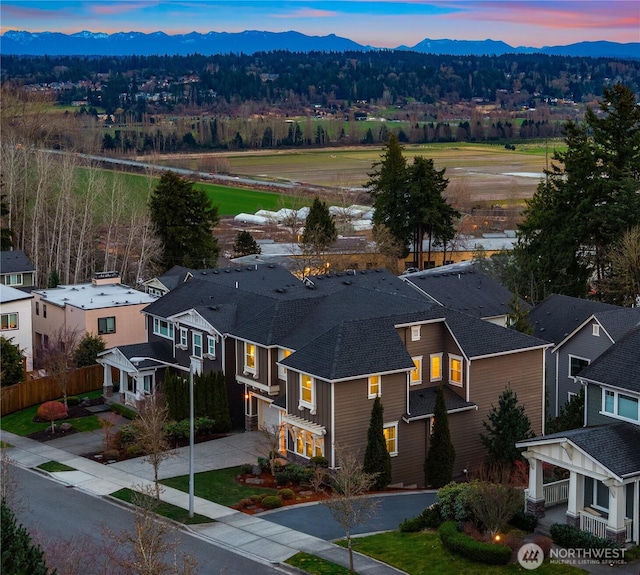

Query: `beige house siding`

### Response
(394, 420, 427, 486)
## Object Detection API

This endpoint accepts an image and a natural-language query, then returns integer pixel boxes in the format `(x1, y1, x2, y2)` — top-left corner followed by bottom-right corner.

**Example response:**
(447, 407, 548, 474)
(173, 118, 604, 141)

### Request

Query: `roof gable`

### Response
(0, 250, 35, 274)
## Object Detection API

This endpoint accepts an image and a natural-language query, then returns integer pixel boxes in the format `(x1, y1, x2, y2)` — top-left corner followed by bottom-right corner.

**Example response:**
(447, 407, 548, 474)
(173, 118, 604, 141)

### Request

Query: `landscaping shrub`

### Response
(421, 502, 444, 529)
(240, 463, 254, 475)
(278, 488, 295, 501)
(66, 396, 80, 406)
(275, 471, 292, 486)
(194, 417, 216, 435)
(249, 494, 265, 504)
(257, 457, 270, 474)
(262, 495, 283, 509)
(532, 534, 553, 558)
(36, 401, 68, 422)
(103, 449, 119, 460)
(437, 482, 476, 522)
(509, 509, 538, 532)
(110, 403, 136, 419)
(624, 545, 640, 562)
(164, 419, 190, 441)
(550, 523, 621, 550)
(309, 455, 329, 468)
(115, 423, 137, 447)
(438, 521, 511, 565)
(399, 515, 425, 533)
(237, 498, 252, 509)
(126, 444, 143, 458)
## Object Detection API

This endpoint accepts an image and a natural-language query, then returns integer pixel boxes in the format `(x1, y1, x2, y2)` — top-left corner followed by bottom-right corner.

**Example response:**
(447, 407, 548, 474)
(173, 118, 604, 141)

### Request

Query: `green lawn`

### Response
(337, 531, 585, 575)
(37, 461, 76, 472)
(160, 465, 278, 507)
(110, 488, 214, 525)
(286, 552, 351, 575)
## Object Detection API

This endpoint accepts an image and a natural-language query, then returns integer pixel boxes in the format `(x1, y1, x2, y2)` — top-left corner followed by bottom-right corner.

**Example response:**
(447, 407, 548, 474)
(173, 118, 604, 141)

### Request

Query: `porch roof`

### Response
(517, 422, 640, 479)
(404, 385, 477, 422)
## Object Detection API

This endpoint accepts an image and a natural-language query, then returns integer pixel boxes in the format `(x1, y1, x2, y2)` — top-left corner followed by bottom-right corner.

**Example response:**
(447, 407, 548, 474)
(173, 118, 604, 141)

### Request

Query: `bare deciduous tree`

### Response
(259, 423, 284, 477)
(467, 481, 524, 539)
(133, 393, 173, 499)
(322, 446, 379, 574)
(39, 326, 80, 408)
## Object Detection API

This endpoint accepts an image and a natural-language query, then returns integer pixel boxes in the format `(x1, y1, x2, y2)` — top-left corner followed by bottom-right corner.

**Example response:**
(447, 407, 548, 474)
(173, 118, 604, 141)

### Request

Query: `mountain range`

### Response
(2, 30, 639, 59)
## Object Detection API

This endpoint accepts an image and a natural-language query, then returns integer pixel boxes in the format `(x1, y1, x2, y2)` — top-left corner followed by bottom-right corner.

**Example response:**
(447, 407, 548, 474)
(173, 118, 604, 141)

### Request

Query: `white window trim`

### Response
(299, 373, 315, 413)
(153, 317, 174, 340)
(411, 325, 421, 341)
(410, 356, 423, 386)
(290, 427, 324, 459)
(430, 353, 443, 382)
(206, 335, 216, 358)
(192, 331, 203, 359)
(244, 342, 257, 375)
(601, 387, 639, 423)
(592, 323, 600, 336)
(449, 354, 463, 387)
(277, 348, 291, 380)
(384, 421, 398, 457)
(1, 312, 19, 330)
(368, 375, 381, 399)
(177, 327, 188, 349)
(568, 354, 590, 379)
(6, 273, 23, 286)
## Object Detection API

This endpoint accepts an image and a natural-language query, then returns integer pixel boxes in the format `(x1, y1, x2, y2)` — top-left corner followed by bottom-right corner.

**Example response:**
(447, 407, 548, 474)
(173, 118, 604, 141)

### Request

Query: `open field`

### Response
(150, 141, 564, 204)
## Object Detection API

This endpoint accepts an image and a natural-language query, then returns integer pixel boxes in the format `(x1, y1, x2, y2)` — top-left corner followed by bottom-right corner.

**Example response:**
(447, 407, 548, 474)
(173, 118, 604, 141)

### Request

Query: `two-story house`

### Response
(32, 272, 157, 364)
(528, 294, 622, 419)
(99, 263, 550, 486)
(517, 326, 640, 546)
(0, 250, 36, 292)
(0, 284, 34, 373)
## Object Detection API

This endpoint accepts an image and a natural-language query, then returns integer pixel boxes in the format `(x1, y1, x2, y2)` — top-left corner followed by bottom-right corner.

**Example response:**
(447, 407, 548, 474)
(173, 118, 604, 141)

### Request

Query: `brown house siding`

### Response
(443, 349, 544, 477)
(394, 420, 427, 487)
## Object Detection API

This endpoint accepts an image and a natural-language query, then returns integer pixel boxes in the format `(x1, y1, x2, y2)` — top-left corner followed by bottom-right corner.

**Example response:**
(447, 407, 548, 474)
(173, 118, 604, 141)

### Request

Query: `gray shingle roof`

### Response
(519, 422, 640, 479)
(0, 250, 35, 274)
(405, 385, 477, 421)
(577, 325, 640, 394)
(528, 294, 620, 343)
(402, 262, 528, 319)
(593, 308, 640, 342)
(111, 340, 174, 367)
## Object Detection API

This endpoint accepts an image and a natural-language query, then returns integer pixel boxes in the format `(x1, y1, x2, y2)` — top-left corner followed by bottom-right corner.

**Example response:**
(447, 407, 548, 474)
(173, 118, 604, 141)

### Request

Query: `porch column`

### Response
(566, 471, 584, 529)
(604, 479, 627, 545)
(102, 363, 113, 397)
(523, 452, 545, 517)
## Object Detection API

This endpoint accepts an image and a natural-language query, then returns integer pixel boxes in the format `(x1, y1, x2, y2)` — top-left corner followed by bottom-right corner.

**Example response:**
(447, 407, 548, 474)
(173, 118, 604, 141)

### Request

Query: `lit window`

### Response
(300, 374, 314, 408)
(383, 422, 398, 456)
(98, 316, 115, 334)
(179, 328, 188, 348)
(449, 355, 463, 386)
(207, 335, 216, 357)
(1, 313, 18, 330)
(245, 342, 256, 372)
(368, 375, 381, 398)
(291, 429, 324, 459)
(278, 348, 292, 379)
(410, 356, 422, 385)
(430, 353, 442, 381)
(569, 355, 589, 378)
(192, 332, 202, 358)
(411, 325, 421, 341)
(153, 318, 174, 339)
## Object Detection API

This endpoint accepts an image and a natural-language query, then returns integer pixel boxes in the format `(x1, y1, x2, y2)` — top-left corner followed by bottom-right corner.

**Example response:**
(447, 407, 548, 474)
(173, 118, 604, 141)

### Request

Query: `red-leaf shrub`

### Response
(37, 401, 68, 422)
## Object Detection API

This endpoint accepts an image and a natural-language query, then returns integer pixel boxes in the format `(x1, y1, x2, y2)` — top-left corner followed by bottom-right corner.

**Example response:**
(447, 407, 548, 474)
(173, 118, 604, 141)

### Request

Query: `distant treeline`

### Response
(4, 51, 639, 113)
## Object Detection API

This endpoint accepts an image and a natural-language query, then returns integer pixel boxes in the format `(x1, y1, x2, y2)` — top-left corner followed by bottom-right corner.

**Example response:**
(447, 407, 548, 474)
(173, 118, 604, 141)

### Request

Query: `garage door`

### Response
(257, 398, 280, 431)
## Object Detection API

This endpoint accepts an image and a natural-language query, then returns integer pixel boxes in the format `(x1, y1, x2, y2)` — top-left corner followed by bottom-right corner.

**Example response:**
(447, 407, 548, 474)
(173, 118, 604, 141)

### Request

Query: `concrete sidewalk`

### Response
(1, 429, 404, 575)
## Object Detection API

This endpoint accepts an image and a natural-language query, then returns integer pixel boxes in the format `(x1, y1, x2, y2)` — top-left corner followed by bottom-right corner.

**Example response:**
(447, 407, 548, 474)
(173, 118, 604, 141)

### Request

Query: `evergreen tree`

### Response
(1, 499, 51, 575)
(547, 388, 585, 434)
(507, 296, 534, 335)
(516, 84, 640, 301)
(0, 189, 13, 251)
(367, 133, 411, 258)
(233, 230, 261, 257)
(301, 197, 337, 259)
(73, 333, 106, 367)
(480, 385, 535, 467)
(149, 171, 220, 271)
(363, 396, 392, 490)
(47, 269, 60, 288)
(0, 337, 24, 386)
(212, 370, 232, 433)
(424, 384, 455, 488)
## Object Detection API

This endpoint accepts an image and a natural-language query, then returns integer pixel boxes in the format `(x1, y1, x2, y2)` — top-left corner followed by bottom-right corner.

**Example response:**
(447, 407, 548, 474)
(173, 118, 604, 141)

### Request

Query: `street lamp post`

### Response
(130, 356, 195, 518)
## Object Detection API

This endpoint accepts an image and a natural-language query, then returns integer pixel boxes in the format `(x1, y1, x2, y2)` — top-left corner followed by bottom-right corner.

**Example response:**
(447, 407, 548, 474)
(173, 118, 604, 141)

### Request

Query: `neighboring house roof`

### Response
(0, 250, 35, 274)
(401, 260, 528, 320)
(528, 294, 620, 343)
(0, 284, 33, 303)
(34, 282, 157, 310)
(518, 422, 640, 479)
(404, 385, 477, 422)
(151, 265, 194, 292)
(554, 307, 640, 351)
(576, 325, 640, 395)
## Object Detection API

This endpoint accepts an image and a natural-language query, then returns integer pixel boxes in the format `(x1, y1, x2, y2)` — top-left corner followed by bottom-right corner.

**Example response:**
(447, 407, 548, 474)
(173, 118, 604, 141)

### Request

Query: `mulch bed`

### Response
(27, 398, 106, 443)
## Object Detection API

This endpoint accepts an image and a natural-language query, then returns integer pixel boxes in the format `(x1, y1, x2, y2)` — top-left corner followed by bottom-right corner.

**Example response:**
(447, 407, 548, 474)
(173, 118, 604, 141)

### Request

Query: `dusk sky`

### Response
(2, 1, 639, 48)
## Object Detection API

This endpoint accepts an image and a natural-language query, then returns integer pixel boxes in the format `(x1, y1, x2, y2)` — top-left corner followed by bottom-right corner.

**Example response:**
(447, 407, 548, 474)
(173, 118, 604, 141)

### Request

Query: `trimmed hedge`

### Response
(438, 521, 511, 565)
(509, 510, 538, 532)
(262, 496, 283, 509)
(550, 523, 621, 550)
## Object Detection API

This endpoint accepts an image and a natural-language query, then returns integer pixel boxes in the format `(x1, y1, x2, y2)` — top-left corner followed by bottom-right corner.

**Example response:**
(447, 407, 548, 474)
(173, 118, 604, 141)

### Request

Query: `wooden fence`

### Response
(1, 364, 103, 416)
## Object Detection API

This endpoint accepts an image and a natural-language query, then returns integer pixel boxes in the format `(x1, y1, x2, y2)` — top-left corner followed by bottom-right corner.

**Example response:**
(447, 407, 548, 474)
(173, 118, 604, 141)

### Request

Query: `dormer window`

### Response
(592, 324, 600, 336)
(411, 325, 421, 341)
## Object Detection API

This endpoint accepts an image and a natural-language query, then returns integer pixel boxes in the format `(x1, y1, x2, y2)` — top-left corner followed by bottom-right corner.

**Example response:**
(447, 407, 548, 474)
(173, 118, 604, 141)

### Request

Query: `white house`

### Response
(0, 284, 34, 372)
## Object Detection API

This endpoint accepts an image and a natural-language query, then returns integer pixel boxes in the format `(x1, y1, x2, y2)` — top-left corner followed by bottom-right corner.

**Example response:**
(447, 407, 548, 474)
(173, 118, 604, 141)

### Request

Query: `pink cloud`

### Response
(273, 8, 338, 19)
(91, 2, 156, 16)
(2, 4, 67, 20)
